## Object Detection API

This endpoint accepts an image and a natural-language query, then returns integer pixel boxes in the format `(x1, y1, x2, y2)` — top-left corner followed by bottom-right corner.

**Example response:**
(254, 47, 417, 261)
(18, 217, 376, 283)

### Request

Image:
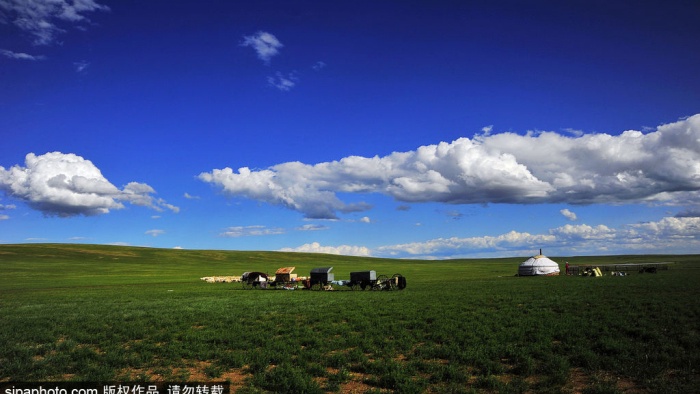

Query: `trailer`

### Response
(349, 270, 376, 290)
(305, 267, 335, 290)
(241, 271, 270, 289)
(239, 267, 406, 291)
(349, 271, 406, 291)
(273, 267, 298, 289)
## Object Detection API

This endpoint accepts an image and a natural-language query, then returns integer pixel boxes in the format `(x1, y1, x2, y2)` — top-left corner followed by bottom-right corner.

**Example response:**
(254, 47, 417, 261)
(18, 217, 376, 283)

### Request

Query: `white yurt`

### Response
(518, 252, 560, 276)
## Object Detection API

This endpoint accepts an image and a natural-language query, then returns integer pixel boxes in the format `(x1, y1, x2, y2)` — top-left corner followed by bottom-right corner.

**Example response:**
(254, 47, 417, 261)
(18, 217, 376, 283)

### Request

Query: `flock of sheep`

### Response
(199, 276, 241, 283)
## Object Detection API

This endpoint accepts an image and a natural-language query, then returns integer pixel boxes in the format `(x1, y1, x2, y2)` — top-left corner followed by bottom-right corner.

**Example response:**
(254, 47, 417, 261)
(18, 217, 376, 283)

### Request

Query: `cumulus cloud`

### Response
(560, 208, 577, 221)
(266, 216, 700, 259)
(377, 230, 556, 257)
(374, 215, 700, 258)
(0, 214, 9, 221)
(630, 217, 700, 237)
(241, 31, 283, 64)
(200, 114, 700, 219)
(0, 152, 178, 217)
(373, 212, 700, 258)
(0, 0, 109, 45)
(551, 223, 615, 240)
(199, 166, 372, 219)
(156, 198, 179, 213)
(219, 225, 285, 237)
(480, 114, 700, 205)
(1, 48, 45, 60)
(280, 242, 371, 257)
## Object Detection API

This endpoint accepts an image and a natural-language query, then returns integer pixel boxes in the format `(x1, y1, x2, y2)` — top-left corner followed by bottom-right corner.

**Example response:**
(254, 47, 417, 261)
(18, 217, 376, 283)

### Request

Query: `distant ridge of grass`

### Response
(2, 242, 698, 289)
(4, 242, 698, 263)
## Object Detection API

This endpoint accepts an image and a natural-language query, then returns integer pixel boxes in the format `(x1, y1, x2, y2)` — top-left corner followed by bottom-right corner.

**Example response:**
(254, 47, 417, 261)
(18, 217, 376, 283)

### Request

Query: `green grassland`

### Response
(1, 244, 699, 393)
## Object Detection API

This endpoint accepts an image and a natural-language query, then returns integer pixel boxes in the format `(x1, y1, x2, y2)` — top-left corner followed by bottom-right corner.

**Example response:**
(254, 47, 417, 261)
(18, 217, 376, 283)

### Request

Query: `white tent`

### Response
(518, 254, 560, 276)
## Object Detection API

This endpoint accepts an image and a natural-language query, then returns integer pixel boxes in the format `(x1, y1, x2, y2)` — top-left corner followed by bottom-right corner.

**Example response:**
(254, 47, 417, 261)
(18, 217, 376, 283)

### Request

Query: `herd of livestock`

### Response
(201, 266, 406, 291)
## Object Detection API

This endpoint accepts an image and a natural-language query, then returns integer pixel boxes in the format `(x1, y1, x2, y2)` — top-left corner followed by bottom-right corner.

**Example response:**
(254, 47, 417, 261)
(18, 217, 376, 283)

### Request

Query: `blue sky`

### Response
(1, 0, 699, 258)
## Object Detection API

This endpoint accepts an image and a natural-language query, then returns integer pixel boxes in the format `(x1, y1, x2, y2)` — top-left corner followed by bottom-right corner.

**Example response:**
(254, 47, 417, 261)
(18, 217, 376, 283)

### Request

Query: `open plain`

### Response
(1, 244, 698, 393)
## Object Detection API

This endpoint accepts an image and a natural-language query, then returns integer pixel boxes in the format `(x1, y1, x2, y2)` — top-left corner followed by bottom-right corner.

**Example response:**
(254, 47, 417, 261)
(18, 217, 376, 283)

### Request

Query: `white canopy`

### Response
(518, 254, 560, 276)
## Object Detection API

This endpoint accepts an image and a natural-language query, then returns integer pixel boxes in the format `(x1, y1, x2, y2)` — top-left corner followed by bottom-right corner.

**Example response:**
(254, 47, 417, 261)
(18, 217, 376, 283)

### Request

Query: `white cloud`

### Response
(296, 224, 329, 231)
(377, 230, 556, 257)
(199, 166, 371, 219)
(0, 152, 178, 217)
(359, 216, 371, 223)
(551, 223, 615, 240)
(480, 114, 700, 205)
(184, 192, 200, 199)
(268, 71, 298, 91)
(0, 0, 109, 45)
(241, 31, 283, 64)
(200, 114, 700, 219)
(155, 198, 179, 213)
(0, 214, 9, 221)
(1, 49, 45, 60)
(560, 208, 577, 221)
(145, 229, 165, 237)
(219, 225, 285, 237)
(280, 242, 371, 257)
(629, 216, 700, 237)
(374, 216, 700, 258)
(312, 61, 326, 70)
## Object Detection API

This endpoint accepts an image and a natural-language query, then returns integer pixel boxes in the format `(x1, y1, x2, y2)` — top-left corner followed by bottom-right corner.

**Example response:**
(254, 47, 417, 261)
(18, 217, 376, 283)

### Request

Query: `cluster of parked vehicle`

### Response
(240, 267, 406, 291)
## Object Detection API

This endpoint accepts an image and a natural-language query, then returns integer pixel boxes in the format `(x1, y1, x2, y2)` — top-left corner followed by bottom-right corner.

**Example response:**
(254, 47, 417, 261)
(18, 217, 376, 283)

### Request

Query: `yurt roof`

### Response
(520, 254, 559, 266)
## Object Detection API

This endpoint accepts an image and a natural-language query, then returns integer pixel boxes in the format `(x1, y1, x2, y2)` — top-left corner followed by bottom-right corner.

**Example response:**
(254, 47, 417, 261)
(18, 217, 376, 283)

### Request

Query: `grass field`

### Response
(1, 244, 699, 393)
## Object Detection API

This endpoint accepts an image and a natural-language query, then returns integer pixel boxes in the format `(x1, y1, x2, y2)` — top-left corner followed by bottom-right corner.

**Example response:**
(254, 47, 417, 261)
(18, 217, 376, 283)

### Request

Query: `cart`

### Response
(349, 271, 406, 291)
(272, 266, 299, 289)
(241, 271, 270, 289)
(304, 267, 335, 290)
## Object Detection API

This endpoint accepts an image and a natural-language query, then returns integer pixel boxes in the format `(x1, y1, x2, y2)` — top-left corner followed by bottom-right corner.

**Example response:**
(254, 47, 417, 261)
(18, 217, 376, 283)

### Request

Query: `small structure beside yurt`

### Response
(518, 250, 560, 276)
